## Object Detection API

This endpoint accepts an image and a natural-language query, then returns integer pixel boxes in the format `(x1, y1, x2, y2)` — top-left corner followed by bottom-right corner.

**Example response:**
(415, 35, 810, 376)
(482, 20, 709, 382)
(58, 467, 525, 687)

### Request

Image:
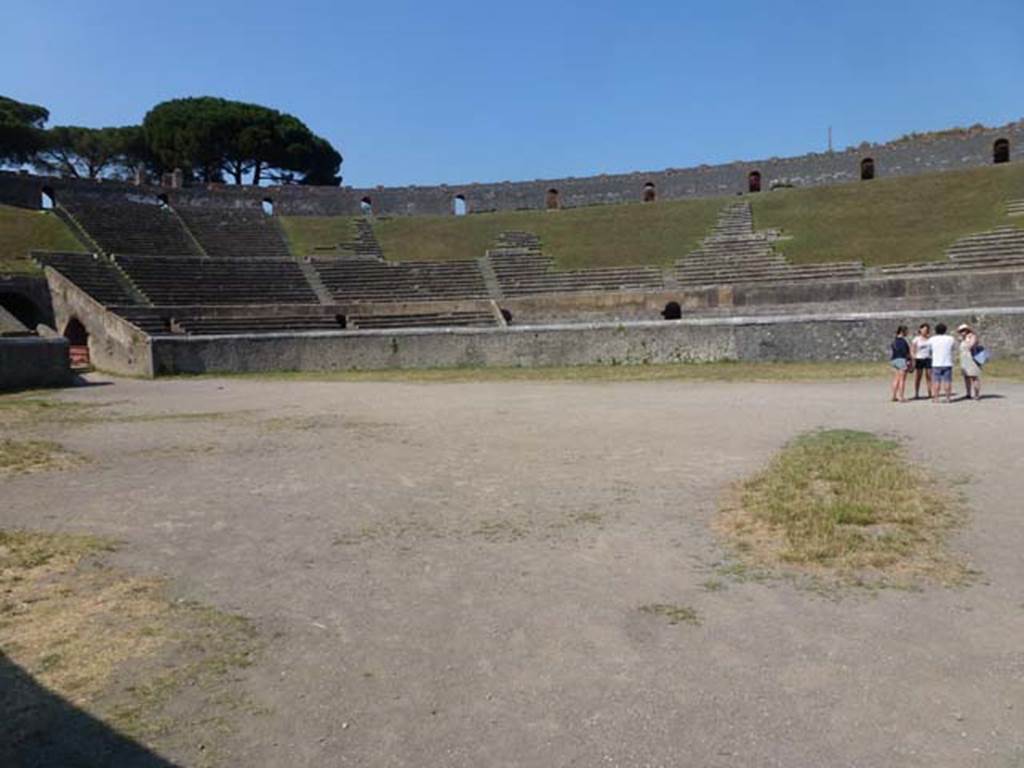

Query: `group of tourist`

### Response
(890, 322, 987, 403)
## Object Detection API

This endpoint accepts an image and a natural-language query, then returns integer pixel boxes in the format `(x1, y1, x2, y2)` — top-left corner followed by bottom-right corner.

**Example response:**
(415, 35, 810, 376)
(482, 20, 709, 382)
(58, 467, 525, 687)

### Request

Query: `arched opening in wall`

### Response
(500, 308, 513, 325)
(661, 301, 682, 320)
(0, 292, 45, 330)
(156, 193, 169, 209)
(747, 171, 761, 193)
(63, 317, 90, 368)
(546, 188, 560, 210)
(453, 195, 467, 216)
(261, 198, 274, 216)
(643, 182, 656, 203)
(41, 187, 55, 210)
(994, 138, 1010, 164)
(360, 196, 373, 216)
(860, 157, 876, 180)
(334, 314, 347, 329)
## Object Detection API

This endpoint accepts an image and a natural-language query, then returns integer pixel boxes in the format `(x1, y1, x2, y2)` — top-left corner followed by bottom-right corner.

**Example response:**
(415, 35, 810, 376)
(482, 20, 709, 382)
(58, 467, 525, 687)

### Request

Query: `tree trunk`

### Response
(252, 160, 262, 187)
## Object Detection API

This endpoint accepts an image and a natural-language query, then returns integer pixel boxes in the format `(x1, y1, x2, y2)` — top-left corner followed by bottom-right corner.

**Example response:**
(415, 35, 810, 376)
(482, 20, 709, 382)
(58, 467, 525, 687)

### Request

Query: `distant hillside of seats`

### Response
(274, 162, 1024, 271)
(176, 206, 291, 258)
(0, 204, 85, 274)
(58, 191, 201, 256)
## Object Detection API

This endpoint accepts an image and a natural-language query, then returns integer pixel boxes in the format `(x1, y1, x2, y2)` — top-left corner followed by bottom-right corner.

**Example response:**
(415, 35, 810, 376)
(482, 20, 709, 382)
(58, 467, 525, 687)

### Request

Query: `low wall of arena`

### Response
(2, 120, 1020, 216)
(0, 336, 71, 391)
(500, 269, 1024, 324)
(148, 306, 1024, 376)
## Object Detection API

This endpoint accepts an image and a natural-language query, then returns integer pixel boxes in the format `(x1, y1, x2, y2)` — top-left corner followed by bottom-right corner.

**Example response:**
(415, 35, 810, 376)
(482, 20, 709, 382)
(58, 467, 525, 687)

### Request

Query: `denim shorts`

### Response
(933, 366, 953, 383)
(890, 358, 909, 371)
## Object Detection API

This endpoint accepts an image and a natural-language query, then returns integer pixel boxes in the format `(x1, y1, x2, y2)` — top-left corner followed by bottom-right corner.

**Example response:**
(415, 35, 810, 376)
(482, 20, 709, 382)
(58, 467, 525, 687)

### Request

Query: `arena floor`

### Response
(4, 374, 1024, 767)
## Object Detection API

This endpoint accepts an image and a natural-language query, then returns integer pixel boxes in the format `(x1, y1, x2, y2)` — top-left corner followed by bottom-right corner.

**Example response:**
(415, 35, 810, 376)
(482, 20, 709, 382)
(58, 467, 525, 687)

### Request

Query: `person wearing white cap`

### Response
(957, 323, 982, 401)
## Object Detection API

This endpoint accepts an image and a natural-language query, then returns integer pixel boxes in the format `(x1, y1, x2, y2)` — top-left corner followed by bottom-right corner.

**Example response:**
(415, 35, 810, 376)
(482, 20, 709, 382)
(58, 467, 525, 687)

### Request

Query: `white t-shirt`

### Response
(911, 335, 931, 360)
(930, 334, 956, 368)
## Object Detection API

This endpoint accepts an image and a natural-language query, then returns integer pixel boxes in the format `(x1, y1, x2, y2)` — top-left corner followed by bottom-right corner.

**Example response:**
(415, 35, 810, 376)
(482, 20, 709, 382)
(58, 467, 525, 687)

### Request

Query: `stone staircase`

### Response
(674, 203, 864, 286)
(1006, 200, 1024, 218)
(335, 217, 384, 258)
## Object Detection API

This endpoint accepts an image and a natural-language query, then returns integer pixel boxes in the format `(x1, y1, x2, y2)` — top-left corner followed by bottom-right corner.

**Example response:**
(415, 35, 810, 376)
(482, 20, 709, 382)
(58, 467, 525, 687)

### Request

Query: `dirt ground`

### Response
(3, 374, 1023, 767)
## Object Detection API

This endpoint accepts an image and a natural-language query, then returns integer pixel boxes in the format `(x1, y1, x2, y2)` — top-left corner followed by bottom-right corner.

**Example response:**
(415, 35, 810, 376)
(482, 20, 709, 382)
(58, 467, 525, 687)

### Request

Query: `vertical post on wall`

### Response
(828, 125, 833, 153)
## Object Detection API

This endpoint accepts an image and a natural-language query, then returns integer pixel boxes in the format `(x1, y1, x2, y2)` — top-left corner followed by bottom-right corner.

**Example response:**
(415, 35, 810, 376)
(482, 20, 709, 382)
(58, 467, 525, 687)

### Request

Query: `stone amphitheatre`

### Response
(2, 120, 1024, 766)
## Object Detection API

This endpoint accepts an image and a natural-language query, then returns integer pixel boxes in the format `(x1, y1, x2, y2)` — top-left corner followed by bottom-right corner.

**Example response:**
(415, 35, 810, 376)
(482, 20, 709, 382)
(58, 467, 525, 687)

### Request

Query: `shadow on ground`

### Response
(0, 653, 178, 768)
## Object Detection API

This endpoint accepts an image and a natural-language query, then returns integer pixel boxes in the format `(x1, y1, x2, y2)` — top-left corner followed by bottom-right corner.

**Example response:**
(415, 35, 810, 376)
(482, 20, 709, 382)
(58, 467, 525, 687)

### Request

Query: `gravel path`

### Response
(4, 375, 1023, 767)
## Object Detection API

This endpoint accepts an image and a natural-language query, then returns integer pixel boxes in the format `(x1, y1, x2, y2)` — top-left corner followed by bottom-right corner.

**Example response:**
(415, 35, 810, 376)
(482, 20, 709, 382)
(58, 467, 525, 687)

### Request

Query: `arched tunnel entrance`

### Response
(63, 317, 90, 368)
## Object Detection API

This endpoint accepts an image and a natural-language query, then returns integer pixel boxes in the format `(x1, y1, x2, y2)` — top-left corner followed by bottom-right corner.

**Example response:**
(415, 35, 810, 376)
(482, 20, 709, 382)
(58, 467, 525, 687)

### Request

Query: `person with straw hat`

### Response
(957, 323, 982, 401)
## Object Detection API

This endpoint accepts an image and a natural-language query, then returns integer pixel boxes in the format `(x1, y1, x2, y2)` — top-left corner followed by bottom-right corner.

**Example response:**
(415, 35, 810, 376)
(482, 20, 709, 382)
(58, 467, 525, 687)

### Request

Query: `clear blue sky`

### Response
(4, 0, 1022, 187)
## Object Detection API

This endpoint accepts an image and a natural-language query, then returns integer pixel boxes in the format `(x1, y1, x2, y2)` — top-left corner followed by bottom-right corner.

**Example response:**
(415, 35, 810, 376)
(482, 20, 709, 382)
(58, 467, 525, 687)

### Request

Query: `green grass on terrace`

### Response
(750, 162, 1024, 266)
(0, 205, 86, 274)
(371, 196, 727, 269)
(278, 215, 359, 256)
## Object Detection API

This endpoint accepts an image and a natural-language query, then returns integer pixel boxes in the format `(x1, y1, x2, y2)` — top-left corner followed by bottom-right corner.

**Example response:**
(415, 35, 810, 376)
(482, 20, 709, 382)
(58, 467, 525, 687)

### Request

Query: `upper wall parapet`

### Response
(2, 119, 1021, 217)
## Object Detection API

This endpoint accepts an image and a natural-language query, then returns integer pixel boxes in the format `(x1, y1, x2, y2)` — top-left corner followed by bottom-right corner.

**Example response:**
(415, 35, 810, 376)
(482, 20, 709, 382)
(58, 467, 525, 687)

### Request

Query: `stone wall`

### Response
(0, 336, 71, 391)
(44, 268, 153, 376)
(3, 119, 1020, 217)
(148, 306, 1024, 376)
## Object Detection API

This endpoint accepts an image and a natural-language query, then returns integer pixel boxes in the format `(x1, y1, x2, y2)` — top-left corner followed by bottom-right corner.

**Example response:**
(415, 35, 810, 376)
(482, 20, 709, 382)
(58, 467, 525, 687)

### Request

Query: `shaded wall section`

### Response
(0, 336, 71, 391)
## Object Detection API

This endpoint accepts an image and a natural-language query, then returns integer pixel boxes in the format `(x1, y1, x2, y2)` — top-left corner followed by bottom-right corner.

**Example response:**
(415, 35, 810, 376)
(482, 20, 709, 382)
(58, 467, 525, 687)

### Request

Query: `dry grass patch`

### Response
(0, 438, 81, 474)
(639, 603, 700, 626)
(0, 395, 108, 430)
(716, 429, 967, 588)
(0, 530, 259, 766)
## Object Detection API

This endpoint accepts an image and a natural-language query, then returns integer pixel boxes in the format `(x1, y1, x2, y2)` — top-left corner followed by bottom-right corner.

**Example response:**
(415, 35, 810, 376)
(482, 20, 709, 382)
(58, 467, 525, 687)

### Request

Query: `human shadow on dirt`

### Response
(0, 653, 179, 768)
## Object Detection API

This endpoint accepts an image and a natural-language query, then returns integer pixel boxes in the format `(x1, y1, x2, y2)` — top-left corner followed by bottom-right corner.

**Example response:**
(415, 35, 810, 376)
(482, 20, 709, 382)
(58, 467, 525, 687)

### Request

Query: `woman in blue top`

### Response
(890, 325, 911, 402)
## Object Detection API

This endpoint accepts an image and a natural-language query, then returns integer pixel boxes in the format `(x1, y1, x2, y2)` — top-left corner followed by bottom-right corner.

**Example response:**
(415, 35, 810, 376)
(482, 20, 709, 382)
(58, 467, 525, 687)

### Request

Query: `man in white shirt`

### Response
(929, 322, 956, 403)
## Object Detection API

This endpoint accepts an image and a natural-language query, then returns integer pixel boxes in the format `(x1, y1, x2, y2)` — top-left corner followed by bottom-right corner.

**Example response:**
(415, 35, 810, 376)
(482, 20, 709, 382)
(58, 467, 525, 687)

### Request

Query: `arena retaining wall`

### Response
(3, 120, 1021, 216)
(148, 306, 1024, 376)
(0, 336, 71, 391)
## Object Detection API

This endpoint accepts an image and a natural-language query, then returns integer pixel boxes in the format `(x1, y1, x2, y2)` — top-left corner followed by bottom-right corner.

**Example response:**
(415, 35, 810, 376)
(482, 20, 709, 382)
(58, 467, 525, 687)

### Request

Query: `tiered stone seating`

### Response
(674, 203, 864, 286)
(1007, 200, 1024, 218)
(35, 252, 141, 306)
(487, 247, 665, 298)
(487, 230, 665, 296)
(881, 225, 1024, 276)
(349, 310, 497, 329)
(176, 207, 292, 259)
(59, 193, 200, 256)
(115, 307, 174, 334)
(116, 255, 319, 305)
(174, 314, 345, 334)
(311, 256, 490, 302)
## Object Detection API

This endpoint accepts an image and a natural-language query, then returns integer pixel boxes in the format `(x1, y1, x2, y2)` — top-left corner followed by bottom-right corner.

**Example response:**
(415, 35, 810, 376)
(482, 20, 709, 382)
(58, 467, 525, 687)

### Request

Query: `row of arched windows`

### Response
(744, 138, 1012, 193)
(36, 137, 1014, 217)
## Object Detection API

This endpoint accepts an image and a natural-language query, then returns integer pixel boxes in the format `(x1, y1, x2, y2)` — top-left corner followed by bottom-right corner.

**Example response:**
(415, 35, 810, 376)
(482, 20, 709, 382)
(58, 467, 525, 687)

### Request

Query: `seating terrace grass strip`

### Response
(0, 204, 86, 274)
(716, 429, 967, 588)
(278, 215, 359, 256)
(369, 196, 726, 269)
(751, 162, 1024, 266)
